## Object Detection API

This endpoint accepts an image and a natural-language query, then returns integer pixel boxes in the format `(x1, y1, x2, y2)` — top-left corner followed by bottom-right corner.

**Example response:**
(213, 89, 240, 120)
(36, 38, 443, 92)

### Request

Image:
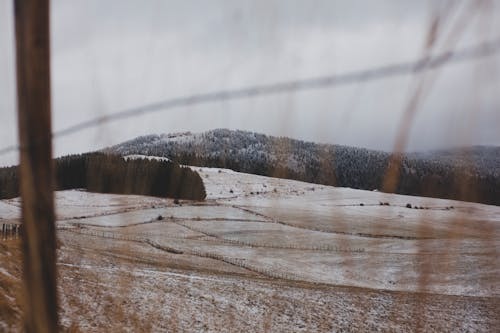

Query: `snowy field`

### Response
(1, 165, 499, 331)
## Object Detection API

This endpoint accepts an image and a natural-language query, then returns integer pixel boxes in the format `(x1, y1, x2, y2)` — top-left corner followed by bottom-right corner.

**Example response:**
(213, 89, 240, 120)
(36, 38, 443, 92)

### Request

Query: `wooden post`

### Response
(14, 0, 59, 332)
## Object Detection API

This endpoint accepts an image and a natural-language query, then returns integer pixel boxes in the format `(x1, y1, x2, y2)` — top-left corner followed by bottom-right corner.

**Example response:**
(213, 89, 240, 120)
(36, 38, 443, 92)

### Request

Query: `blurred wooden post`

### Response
(14, 0, 59, 332)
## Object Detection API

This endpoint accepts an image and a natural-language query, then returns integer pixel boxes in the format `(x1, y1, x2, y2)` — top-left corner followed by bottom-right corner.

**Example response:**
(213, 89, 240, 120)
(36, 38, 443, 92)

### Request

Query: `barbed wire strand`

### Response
(1, 36, 500, 157)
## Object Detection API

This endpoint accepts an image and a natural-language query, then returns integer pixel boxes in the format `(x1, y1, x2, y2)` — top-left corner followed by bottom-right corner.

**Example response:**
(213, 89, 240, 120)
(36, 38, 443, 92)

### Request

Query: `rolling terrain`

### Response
(1, 163, 499, 331)
(108, 129, 500, 205)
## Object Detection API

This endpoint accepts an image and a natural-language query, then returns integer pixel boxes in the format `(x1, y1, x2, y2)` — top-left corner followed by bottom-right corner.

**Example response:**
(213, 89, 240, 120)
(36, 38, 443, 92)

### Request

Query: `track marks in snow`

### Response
(232, 205, 429, 240)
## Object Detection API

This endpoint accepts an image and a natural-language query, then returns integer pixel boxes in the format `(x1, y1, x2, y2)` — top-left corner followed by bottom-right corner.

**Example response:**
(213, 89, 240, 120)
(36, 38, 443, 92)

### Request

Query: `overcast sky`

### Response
(1, 0, 499, 166)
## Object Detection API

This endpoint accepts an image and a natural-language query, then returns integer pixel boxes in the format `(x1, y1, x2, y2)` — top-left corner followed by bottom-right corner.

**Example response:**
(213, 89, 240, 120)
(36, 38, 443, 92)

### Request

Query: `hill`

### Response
(2, 166, 499, 331)
(107, 129, 500, 205)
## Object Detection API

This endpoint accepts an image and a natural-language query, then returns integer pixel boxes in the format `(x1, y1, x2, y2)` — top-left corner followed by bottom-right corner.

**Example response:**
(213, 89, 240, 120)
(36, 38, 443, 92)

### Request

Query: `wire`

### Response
(2, 37, 500, 156)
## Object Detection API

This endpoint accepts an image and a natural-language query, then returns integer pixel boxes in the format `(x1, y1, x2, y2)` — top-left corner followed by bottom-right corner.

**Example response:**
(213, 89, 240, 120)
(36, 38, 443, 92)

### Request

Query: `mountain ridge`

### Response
(107, 129, 500, 205)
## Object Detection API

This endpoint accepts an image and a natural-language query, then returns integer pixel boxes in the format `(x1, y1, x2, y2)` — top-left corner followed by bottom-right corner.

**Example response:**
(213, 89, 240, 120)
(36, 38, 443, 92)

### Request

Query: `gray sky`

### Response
(1, 0, 499, 166)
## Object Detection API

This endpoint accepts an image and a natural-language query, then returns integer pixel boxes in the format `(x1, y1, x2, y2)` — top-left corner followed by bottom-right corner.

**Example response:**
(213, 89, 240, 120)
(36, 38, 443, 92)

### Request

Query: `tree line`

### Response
(0, 152, 206, 200)
(110, 129, 500, 206)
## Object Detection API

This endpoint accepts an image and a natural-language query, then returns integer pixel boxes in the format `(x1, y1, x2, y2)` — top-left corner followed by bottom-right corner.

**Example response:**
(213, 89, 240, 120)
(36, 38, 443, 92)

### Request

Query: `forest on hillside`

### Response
(109, 129, 500, 206)
(0, 152, 206, 201)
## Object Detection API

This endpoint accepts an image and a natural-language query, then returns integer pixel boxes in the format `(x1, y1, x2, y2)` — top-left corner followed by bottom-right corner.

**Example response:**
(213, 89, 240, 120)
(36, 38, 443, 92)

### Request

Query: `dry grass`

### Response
(1, 182, 499, 332)
(2, 2, 499, 331)
(0, 240, 22, 332)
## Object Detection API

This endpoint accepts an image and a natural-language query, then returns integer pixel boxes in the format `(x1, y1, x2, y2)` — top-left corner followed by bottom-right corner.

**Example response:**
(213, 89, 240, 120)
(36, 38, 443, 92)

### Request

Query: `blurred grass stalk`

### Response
(14, 0, 59, 332)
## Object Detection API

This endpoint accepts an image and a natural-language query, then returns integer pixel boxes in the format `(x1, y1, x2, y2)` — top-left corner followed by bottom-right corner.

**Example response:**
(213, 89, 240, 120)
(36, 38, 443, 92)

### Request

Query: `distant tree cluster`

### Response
(109, 129, 500, 206)
(0, 152, 206, 200)
(0, 165, 18, 199)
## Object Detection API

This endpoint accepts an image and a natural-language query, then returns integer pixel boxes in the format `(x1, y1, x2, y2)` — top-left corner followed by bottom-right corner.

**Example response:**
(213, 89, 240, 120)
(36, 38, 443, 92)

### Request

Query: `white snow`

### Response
(2, 164, 499, 298)
(0, 201, 20, 221)
(124, 154, 171, 162)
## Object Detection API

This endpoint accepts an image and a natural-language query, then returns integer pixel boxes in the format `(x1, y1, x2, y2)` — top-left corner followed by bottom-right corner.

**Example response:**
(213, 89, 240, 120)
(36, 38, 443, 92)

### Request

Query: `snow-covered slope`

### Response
(2, 164, 499, 331)
(107, 129, 500, 206)
(4, 163, 498, 296)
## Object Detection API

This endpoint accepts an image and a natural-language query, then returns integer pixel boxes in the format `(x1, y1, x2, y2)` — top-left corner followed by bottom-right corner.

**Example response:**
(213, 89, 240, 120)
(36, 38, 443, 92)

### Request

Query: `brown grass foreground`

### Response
(1, 233, 498, 332)
(1, 169, 499, 332)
